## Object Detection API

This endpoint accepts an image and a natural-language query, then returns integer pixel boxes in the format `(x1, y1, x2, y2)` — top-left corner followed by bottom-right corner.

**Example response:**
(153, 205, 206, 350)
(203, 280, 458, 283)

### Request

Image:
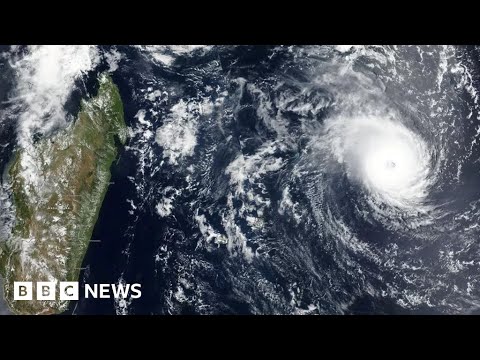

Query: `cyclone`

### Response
(3, 45, 480, 315)
(324, 113, 435, 211)
(271, 45, 480, 314)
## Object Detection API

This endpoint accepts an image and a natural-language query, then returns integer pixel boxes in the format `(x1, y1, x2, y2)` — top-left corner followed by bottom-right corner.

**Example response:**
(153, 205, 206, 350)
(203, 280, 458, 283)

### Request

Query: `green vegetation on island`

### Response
(0, 74, 127, 314)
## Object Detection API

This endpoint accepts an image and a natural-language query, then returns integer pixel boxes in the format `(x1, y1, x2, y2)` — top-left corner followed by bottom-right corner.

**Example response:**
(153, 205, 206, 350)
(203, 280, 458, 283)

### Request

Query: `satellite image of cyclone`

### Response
(1, 45, 480, 315)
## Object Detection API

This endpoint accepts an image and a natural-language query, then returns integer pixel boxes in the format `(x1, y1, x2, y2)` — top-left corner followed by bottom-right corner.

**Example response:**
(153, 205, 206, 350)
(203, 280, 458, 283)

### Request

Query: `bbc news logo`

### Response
(14, 282, 142, 301)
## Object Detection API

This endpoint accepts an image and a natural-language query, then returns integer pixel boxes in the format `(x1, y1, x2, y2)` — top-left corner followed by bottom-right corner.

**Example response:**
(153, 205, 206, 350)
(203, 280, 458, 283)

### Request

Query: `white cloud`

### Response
(155, 99, 199, 165)
(9, 45, 100, 148)
(225, 142, 284, 195)
(134, 45, 212, 66)
(195, 213, 227, 246)
(155, 186, 180, 217)
(104, 47, 122, 72)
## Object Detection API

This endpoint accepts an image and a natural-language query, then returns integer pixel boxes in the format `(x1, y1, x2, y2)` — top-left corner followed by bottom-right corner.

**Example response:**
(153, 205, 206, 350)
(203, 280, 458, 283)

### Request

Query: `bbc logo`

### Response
(14, 282, 78, 301)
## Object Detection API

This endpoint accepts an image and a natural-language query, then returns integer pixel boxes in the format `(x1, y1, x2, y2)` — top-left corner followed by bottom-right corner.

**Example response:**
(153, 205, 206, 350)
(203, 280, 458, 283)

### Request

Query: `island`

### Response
(0, 74, 127, 314)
